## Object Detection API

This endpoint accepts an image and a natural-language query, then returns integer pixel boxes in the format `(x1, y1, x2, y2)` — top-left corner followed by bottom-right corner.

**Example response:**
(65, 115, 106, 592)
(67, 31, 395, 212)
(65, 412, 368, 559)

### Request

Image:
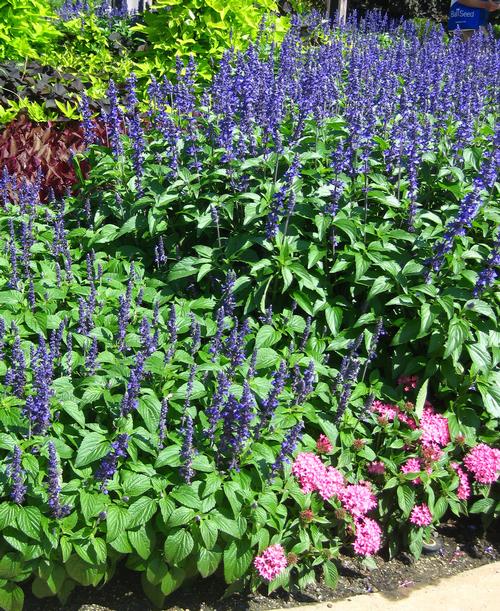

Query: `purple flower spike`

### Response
(47, 441, 71, 519)
(95, 434, 129, 492)
(9, 446, 27, 504)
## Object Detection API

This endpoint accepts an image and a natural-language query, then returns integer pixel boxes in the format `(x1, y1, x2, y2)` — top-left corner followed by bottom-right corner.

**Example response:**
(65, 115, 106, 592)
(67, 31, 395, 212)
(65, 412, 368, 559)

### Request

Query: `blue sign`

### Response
(449, 2, 488, 30)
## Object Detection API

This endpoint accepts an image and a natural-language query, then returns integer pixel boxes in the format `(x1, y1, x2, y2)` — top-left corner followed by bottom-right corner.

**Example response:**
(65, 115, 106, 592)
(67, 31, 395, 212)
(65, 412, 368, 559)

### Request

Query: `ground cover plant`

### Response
(0, 9, 499, 611)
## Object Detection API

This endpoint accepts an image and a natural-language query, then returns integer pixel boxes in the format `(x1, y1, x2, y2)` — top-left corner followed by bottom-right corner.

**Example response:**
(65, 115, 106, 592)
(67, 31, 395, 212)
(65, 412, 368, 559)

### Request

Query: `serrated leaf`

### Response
(164, 529, 194, 565)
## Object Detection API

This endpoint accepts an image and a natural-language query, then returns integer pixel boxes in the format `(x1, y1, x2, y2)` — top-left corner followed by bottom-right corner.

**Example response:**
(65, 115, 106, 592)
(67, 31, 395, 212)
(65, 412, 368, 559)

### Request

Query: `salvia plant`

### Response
(0, 9, 499, 611)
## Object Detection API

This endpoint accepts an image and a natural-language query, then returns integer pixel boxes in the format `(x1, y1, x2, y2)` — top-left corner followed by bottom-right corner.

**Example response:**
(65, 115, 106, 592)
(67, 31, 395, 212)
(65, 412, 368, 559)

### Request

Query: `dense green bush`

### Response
(0, 10, 499, 611)
(132, 0, 290, 79)
(0, 0, 61, 61)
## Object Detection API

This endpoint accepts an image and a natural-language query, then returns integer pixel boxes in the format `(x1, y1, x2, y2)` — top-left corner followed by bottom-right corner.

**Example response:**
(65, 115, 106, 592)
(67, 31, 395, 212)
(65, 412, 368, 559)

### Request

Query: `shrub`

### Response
(0, 10, 499, 611)
(132, 0, 290, 80)
(0, 0, 61, 61)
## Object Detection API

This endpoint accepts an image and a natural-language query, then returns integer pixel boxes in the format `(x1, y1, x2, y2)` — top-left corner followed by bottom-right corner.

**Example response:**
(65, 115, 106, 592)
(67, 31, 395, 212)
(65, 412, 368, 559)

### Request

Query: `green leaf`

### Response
(16, 506, 41, 540)
(397, 485, 415, 517)
(0, 504, 18, 531)
(106, 506, 129, 542)
(325, 306, 343, 336)
(166, 507, 195, 528)
(164, 529, 194, 565)
(200, 519, 219, 550)
(160, 567, 186, 596)
(197, 548, 222, 578)
(128, 526, 153, 560)
(255, 325, 281, 348)
(126, 497, 158, 529)
(467, 343, 492, 373)
(469, 498, 495, 514)
(415, 378, 429, 420)
(74, 432, 109, 468)
(443, 318, 468, 360)
(223, 540, 253, 583)
(0, 582, 24, 611)
(322, 560, 338, 589)
(170, 485, 201, 510)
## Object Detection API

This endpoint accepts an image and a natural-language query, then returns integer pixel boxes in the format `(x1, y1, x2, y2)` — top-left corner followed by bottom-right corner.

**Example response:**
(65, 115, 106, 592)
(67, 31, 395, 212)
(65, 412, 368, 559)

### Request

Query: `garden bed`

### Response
(23, 517, 499, 611)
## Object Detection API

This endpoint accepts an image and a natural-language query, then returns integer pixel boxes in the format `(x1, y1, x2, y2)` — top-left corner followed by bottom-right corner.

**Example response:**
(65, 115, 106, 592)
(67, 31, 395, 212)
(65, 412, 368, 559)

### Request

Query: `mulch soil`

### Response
(24, 517, 499, 611)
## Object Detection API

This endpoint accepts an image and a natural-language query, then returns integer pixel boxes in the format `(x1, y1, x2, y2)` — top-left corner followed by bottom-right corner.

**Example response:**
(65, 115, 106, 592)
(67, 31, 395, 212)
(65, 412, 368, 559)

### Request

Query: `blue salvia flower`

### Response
(292, 360, 315, 405)
(265, 156, 301, 240)
(23, 339, 54, 435)
(7, 238, 19, 289)
(224, 318, 249, 369)
(219, 381, 255, 471)
(255, 360, 288, 436)
(158, 397, 169, 449)
(183, 365, 197, 414)
(5, 333, 26, 398)
(136, 287, 144, 307)
(27, 276, 36, 311)
(269, 421, 304, 479)
(139, 316, 157, 356)
(0, 316, 5, 359)
(189, 313, 201, 356)
(473, 240, 499, 298)
(65, 332, 73, 376)
(259, 306, 273, 326)
(154, 237, 167, 268)
(247, 348, 258, 379)
(47, 441, 71, 518)
(165, 304, 177, 362)
(299, 316, 312, 351)
(220, 270, 237, 318)
(206, 371, 231, 440)
(49, 320, 66, 363)
(95, 434, 129, 493)
(104, 80, 123, 158)
(80, 93, 96, 145)
(152, 300, 160, 327)
(367, 318, 385, 363)
(209, 306, 225, 360)
(9, 446, 27, 504)
(125, 73, 146, 194)
(335, 358, 361, 424)
(179, 415, 195, 484)
(85, 337, 98, 375)
(120, 351, 146, 416)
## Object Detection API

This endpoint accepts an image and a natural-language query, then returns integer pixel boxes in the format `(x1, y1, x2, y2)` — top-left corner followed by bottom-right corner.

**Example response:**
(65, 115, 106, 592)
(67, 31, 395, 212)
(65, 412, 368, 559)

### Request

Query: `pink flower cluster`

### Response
(339, 483, 377, 517)
(463, 443, 500, 484)
(401, 458, 424, 485)
(291, 452, 344, 500)
(451, 462, 471, 500)
(254, 544, 288, 581)
(316, 434, 333, 454)
(420, 407, 450, 448)
(353, 517, 382, 556)
(371, 400, 416, 429)
(410, 503, 433, 527)
(398, 375, 419, 392)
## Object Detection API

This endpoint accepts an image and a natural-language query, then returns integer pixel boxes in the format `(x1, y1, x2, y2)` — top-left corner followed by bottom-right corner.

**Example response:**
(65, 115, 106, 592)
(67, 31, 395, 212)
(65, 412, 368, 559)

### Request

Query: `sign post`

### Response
(326, 1, 348, 23)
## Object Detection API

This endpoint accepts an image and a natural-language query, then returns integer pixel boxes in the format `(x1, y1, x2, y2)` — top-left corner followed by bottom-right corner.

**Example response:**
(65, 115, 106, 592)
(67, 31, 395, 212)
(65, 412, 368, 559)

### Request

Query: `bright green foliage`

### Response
(133, 0, 289, 79)
(0, 0, 61, 61)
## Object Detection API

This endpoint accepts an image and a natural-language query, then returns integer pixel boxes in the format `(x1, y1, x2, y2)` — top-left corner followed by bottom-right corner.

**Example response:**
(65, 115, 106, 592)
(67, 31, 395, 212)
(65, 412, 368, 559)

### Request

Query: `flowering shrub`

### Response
(0, 10, 499, 611)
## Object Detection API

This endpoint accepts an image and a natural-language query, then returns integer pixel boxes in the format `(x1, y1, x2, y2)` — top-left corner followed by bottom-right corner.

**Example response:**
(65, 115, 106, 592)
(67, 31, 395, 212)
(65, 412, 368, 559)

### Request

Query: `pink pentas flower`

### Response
(371, 400, 399, 421)
(353, 517, 382, 556)
(316, 434, 333, 454)
(291, 453, 344, 499)
(367, 461, 385, 475)
(340, 483, 377, 517)
(397, 411, 417, 430)
(401, 458, 423, 485)
(291, 452, 326, 494)
(420, 407, 450, 448)
(463, 444, 500, 484)
(421, 444, 444, 463)
(316, 466, 345, 500)
(254, 544, 288, 581)
(410, 503, 433, 527)
(451, 462, 471, 500)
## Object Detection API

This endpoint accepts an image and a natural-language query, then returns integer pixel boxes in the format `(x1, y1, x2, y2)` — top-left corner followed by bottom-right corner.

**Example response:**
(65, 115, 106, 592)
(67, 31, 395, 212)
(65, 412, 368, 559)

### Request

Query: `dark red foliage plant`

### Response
(0, 113, 105, 200)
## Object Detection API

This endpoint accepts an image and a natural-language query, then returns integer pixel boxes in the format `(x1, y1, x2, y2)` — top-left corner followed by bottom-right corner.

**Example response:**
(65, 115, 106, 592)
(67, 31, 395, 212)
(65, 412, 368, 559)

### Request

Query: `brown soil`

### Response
(23, 518, 499, 611)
